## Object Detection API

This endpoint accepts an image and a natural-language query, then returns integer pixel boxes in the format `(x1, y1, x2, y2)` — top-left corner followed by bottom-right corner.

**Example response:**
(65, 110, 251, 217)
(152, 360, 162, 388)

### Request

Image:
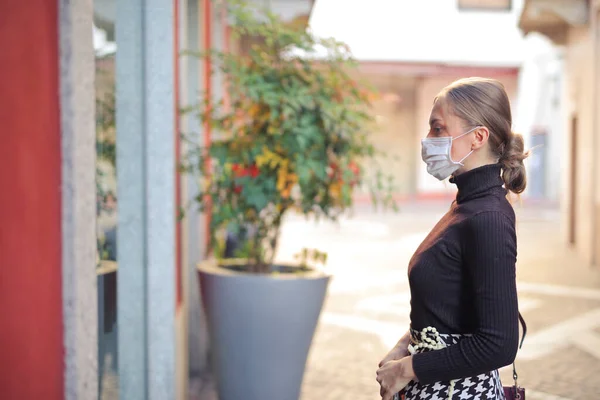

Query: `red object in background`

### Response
(348, 161, 360, 187)
(232, 164, 260, 193)
(232, 163, 260, 178)
(328, 162, 338, 177)
(0, 1, 64, 399)
(348, 161, 360, 175)
(328, 161, 361, 186)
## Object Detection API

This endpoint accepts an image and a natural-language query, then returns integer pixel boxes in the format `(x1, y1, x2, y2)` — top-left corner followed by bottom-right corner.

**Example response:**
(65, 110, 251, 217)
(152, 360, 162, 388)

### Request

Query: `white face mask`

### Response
(421, 126, 481, 181)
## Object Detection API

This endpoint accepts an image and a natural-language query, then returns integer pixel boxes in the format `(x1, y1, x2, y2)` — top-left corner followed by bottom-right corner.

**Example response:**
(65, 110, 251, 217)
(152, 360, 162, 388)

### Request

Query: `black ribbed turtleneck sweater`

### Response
(409, 164, 519, 384)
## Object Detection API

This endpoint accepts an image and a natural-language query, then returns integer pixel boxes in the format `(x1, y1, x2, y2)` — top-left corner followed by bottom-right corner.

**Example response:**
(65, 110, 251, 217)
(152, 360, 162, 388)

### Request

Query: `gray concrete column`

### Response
(59, 0, 99, 399)
(116, 0, 176, 399)
(183, 0, 211, 378)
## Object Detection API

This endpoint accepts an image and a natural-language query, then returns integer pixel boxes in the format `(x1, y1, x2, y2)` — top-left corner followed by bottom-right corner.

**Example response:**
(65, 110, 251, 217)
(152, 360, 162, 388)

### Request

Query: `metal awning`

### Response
(519, 0, 589, 44)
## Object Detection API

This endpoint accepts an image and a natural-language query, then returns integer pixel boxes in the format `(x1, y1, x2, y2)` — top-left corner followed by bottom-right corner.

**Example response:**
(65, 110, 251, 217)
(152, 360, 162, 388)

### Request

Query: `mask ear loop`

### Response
(456, 150, 474, 165)
(449, 126, 482, 165)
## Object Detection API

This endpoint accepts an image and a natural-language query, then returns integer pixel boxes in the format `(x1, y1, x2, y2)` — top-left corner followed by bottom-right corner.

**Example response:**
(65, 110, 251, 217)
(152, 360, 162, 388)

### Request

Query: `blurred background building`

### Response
(521, 0, 600, 267)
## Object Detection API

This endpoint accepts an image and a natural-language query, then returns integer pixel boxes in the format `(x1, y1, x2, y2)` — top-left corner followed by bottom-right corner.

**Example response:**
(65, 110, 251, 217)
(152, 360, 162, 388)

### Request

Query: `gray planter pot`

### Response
(198, 260, 331, 400)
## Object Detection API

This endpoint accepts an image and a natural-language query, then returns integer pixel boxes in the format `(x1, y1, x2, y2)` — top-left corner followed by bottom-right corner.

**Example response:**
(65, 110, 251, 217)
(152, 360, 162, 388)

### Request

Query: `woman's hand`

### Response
(376, 356, 416, 400)
(378, 343, 409, 367)
(379, 331, 411, 367)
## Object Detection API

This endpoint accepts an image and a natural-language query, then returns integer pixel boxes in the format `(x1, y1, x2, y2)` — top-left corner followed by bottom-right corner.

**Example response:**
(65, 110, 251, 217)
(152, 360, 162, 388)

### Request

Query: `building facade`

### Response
(520, 0, 600, 267)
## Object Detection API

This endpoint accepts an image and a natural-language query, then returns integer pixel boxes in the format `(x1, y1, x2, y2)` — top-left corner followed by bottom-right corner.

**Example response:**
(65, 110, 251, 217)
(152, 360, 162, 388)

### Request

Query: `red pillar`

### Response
(0, 1, 64, 399)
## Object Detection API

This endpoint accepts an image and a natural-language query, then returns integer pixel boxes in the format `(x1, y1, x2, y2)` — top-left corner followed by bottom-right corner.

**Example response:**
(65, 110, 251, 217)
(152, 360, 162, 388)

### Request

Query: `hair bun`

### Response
(500, 132, 529, 194)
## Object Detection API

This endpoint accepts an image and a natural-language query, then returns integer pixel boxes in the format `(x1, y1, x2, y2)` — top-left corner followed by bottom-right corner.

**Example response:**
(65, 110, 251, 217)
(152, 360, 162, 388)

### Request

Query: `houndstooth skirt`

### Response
(397, 328, 506, 400)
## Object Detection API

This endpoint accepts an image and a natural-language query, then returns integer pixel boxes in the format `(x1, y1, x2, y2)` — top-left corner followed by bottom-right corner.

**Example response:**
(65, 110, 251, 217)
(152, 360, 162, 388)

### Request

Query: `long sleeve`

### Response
(411, 211, 520, 384)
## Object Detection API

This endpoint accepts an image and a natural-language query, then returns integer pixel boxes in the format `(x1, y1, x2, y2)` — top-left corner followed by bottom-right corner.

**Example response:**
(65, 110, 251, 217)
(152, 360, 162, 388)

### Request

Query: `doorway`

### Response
(569, 115, 578, 245)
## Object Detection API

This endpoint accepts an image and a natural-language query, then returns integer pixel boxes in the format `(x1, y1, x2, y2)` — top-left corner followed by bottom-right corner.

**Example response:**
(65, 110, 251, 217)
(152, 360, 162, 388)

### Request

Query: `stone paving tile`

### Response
(518, 296, 600, 331)
(499, 345, 600, 400)
(301, 326, 387, 400)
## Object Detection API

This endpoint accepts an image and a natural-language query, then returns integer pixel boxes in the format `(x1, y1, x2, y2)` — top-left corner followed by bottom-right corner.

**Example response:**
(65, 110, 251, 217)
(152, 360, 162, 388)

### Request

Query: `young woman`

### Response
(375, 77, 528, 400)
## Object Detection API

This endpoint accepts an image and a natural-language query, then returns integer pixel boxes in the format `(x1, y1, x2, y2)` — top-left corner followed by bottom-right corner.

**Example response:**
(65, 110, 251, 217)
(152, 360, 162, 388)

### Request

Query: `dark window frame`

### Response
(458, 0, 512, 12)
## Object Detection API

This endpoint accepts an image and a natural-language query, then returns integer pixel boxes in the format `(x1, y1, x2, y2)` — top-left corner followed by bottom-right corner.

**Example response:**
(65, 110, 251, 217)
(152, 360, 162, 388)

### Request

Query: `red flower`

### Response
(328, 162, 339, 178)
(232, 163, 243, 175)
(232, 163, 260, 194)
(328, 161, 360, 186)
(232, 163, 260, 178)
(248, 164, 260, 178)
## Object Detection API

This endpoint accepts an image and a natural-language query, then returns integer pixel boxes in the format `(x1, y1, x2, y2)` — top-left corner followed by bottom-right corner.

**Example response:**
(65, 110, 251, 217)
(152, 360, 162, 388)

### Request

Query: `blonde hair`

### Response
(436, 77, 529, 194)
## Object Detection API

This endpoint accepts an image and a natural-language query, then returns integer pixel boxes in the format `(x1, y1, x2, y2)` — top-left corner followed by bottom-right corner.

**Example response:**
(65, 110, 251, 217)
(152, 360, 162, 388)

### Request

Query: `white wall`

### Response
(560, 25, 597, 265)
(513, 33, 564, 202)
(368, 81, 418, 196)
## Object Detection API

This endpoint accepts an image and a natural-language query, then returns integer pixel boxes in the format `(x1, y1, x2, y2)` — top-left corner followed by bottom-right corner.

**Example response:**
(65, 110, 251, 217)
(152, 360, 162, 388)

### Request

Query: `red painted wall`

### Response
(0, 2, 64, 399)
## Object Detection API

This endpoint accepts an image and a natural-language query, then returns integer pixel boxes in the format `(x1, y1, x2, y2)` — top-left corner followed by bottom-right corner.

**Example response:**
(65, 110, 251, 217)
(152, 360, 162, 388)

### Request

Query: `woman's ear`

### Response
(472, 126, 490, 149)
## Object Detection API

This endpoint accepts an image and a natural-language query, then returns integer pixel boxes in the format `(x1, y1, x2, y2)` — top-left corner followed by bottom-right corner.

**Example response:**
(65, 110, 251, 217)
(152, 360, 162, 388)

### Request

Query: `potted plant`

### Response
(180, 2, 395, 399)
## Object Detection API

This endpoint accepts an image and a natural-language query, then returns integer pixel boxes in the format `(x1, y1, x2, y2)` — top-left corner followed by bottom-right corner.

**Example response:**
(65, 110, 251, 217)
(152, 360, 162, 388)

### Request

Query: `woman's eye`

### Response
(430, 127, 443, 136)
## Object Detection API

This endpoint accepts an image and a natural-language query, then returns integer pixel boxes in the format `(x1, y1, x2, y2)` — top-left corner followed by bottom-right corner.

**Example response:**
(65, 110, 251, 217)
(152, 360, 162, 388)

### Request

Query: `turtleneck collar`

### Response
(449, 164, 505, 204)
